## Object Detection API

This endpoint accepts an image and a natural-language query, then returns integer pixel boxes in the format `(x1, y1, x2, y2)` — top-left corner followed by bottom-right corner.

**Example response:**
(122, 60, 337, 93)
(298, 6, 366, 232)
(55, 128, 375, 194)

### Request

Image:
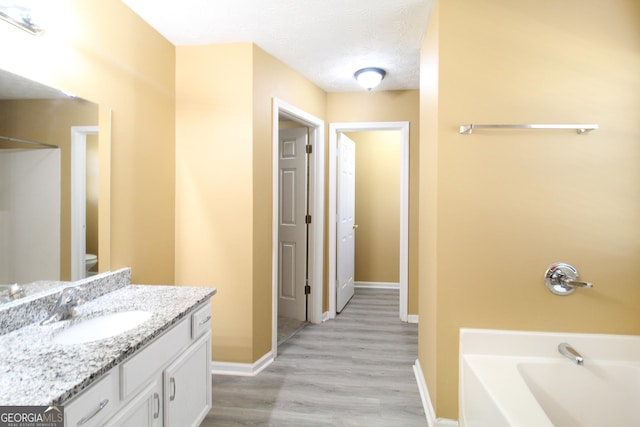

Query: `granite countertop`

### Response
(0, 283, 216, 406)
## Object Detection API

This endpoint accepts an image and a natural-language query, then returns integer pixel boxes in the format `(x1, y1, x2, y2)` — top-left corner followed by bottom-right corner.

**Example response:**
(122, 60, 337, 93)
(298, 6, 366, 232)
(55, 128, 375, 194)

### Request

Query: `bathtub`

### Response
(459, 329, 640, 427)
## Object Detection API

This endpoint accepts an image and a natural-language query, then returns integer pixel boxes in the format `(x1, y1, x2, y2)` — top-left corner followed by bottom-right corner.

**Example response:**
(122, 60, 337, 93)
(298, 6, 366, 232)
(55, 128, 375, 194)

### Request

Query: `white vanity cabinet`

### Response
(64, 302, 212, 427)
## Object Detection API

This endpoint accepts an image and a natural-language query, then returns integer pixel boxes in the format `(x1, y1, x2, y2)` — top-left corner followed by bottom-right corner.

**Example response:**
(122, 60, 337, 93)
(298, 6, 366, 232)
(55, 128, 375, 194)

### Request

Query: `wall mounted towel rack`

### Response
(459, 123, 598, 135)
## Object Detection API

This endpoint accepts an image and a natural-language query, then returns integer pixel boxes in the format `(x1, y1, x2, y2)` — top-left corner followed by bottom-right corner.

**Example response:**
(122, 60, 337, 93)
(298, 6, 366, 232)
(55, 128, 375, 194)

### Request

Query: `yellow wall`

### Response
(175, 43, 326, 363)
(346, 131, 401, 283)
(0, 99, 97, 280)
(175, 43, 255, 363)
(0, 0, 176, 285)
(419, 0, 640, 418)
(418, 0, 439, 415)
(327, 91, 420, 314)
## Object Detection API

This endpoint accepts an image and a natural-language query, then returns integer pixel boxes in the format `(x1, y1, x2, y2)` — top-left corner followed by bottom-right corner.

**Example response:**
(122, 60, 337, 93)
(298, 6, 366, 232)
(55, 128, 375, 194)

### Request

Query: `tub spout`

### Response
(558, 342, 584, 365)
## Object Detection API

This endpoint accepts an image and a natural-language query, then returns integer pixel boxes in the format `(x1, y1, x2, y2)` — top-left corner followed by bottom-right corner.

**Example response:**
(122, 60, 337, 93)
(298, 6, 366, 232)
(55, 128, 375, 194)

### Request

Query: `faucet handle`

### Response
(59, 286, 84, 303)
(40, 286, 85, 325)
(545, 263, 593, 296)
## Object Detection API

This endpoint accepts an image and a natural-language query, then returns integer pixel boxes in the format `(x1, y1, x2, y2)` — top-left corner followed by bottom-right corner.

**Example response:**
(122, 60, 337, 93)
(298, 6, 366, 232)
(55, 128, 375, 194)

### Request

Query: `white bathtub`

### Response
(459, 329, 640, 427)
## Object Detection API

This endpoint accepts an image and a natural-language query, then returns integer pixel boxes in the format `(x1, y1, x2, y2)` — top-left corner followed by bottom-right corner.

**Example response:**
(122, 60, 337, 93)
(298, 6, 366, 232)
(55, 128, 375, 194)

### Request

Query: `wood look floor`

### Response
(202, 288, 426, 426)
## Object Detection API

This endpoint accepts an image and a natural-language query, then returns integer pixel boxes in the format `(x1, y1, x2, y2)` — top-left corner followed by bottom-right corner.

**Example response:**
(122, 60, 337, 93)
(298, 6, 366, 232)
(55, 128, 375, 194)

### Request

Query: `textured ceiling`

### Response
(122, 0, 433, 92)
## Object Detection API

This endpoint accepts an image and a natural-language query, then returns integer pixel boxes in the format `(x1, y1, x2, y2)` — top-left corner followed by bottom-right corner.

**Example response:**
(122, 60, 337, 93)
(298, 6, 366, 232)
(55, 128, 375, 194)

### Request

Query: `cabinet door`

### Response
(163, 332, 212, 427)
(104, 380, 162, 427)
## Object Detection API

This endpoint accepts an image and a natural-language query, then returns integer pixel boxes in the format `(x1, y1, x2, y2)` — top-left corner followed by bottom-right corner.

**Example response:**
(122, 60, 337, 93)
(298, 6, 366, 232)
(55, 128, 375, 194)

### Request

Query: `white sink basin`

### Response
(53, 310, 153, 345)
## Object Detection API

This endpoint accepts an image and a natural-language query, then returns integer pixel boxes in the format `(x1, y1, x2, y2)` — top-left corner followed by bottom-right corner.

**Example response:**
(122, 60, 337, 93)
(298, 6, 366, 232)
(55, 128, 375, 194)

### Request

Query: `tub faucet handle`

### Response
(544, 263, 593, 296)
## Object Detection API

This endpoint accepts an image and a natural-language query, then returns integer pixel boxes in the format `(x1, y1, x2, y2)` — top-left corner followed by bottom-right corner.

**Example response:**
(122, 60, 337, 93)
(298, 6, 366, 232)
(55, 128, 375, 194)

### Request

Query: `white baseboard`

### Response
(408, 314, 419, 324)
(436, 420, 459, 426)
(211, 351, 274, 376)
(414, 359, 436, 426)
(322, 311, 330, 322)
(413, 359, 459, 427)
(354, 281, 400, 290)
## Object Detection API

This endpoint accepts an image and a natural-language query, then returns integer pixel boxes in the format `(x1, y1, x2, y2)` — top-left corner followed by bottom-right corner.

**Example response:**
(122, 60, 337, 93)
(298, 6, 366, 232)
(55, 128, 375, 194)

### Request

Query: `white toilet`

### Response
(85, 253, 98, 276)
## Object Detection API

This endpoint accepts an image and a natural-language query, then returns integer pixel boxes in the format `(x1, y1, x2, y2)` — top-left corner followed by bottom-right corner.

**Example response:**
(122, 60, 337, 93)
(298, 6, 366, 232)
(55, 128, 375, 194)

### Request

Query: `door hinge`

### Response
(305, 214, 312, 224)
(305, 284, 311, 295)
(306, 144, 312, 154)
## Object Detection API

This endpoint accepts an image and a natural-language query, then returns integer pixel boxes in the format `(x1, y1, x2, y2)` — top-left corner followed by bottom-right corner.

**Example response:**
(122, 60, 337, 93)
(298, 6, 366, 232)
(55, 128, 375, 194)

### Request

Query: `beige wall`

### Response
(175, 43, 326, 363)
(0, 0, 176, 285)
(419, 0, 640, 418)
(327, 91, 420, 314)
(175, 43, 255, 363)
(0, 99, 97, 280)
(346, 131, 401, 283)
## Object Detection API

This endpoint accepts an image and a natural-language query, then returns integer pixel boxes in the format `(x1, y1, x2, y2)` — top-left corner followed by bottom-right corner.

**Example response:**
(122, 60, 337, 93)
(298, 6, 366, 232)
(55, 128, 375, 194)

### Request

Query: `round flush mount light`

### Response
(354, 67, 386, 91)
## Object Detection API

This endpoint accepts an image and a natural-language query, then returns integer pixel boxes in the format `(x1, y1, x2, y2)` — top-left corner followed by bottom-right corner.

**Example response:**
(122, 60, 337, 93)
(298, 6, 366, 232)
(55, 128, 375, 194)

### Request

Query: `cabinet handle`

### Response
(169, 377, 176, 401)
(199, 315, 211, 326)
(77, 398, 109, 425)
(153, 392, 160, 419)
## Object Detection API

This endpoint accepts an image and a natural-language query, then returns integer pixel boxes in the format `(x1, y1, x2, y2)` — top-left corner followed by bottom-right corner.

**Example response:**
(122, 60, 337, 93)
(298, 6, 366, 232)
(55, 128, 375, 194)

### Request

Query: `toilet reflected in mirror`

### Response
(85, 253, 97, 277)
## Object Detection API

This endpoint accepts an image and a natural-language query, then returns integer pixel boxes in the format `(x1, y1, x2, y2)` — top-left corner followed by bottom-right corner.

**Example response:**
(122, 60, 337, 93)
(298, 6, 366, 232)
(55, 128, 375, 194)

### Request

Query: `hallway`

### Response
(202, 288, 425, 426)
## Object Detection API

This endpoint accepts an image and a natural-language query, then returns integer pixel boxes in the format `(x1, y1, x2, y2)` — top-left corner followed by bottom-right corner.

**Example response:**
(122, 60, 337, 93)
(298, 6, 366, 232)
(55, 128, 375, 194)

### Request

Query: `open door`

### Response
(336, 133, 356, 313)
(278, 127, 309, 321)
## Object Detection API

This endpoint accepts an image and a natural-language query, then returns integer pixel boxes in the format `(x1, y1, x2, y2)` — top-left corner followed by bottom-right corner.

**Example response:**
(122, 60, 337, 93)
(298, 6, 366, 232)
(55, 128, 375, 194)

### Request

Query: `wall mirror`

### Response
(0, 68, 111, 306)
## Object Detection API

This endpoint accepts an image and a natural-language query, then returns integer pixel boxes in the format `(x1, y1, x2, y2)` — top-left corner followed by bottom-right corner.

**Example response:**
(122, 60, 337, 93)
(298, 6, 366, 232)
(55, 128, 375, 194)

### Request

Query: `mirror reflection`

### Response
(0, 69, 100, 304)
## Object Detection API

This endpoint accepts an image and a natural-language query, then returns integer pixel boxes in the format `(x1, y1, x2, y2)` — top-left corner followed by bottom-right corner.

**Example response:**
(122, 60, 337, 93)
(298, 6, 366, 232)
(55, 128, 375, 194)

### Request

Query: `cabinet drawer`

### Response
(191, 302, 211, 339)
(65, 371, 118, 427)
(120, 318, 190, 400)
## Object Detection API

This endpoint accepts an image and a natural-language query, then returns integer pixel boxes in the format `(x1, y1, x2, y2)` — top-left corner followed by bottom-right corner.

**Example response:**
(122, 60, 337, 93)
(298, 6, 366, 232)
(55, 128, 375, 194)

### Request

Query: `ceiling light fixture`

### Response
(0, 3, 43, 36)
(354, 67, 386, 91)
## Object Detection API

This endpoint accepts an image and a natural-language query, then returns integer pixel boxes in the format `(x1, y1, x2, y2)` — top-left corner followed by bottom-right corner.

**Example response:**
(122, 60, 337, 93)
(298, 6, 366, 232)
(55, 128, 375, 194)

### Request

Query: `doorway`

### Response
(277, 125, 309, 342)
(329, 122, 409, 321)
(70, 126, 99, 280)
(272, 98, 324, 357)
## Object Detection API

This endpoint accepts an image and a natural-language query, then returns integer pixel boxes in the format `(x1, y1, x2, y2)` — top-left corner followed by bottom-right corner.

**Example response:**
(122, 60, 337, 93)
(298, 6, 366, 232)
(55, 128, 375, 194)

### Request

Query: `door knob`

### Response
(353, 224, 359, 230)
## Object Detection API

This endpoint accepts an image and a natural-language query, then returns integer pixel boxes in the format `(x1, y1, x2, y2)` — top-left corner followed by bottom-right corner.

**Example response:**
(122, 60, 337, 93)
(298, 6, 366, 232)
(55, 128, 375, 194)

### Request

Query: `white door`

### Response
(336, 133, 356, 313)
(278, 127, 308, 321)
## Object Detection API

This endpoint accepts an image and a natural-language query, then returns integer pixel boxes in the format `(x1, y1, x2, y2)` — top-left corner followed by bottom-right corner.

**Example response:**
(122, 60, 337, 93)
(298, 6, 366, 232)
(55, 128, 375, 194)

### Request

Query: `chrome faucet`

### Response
(40, 287, 84, 325)
(558, 342, 584, 365)
(1, 283, 25, 302)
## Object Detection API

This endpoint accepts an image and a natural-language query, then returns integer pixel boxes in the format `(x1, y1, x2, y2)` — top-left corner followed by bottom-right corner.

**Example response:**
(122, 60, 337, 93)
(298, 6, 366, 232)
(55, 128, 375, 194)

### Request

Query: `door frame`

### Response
(272, 98, 324, 357)
(70, 125, 99, 280)
(328, 122, 410, 321)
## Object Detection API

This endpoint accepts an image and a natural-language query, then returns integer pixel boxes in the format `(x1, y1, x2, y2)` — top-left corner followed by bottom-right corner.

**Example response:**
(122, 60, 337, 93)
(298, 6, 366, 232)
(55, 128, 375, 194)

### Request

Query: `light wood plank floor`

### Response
(202, 288, 426, 426)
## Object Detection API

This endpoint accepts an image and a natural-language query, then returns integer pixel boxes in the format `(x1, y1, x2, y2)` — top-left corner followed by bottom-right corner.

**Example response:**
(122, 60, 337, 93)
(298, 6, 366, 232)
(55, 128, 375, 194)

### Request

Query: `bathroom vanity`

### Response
(0, 269, 217, 427)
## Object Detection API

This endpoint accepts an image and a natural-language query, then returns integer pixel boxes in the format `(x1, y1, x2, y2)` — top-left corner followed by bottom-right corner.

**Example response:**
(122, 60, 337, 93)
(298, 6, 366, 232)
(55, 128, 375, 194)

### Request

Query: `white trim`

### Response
(329, 122, 410, 322)
(408, 315, 419, 324)
(436, 420, 460, 426)
(211, 351, 274, 377)
(414, 358, 437, 427)
(355, 281, 400, 289)
(272, 98, 325, 359)
(414, 359, 459, 427)
(70, 126, 99, 281)
(322, 311, 330, 323)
